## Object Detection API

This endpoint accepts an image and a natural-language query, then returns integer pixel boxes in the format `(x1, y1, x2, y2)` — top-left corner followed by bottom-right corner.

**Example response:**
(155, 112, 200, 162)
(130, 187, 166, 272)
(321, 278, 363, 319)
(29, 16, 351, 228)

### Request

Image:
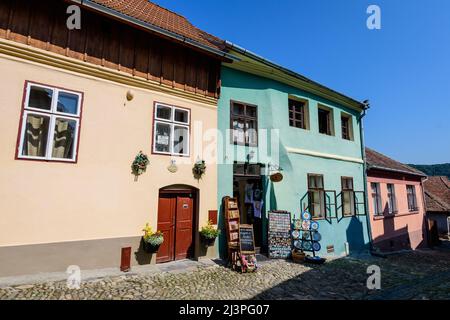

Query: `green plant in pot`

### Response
(132, 151, 150, 179)
(193, 160, 206, 180)
(200, 220, 220, 246)
(142, 223, 164, 253)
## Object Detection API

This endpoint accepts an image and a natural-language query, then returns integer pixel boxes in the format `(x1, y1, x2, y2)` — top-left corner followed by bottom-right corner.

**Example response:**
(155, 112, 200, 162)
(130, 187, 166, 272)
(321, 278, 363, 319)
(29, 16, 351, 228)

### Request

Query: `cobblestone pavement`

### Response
(0, 248, 449, 300)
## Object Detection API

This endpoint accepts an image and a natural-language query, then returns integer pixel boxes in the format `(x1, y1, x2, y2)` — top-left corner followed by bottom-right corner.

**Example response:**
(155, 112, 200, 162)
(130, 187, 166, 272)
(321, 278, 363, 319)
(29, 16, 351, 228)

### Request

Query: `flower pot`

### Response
(200, 235, 217, 247)
(142, 237, 162, 253)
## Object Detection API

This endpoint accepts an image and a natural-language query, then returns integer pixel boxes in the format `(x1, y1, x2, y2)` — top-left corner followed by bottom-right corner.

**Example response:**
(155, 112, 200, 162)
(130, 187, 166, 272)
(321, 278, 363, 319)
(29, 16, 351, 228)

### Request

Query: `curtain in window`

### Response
(23, 114, 49, 157)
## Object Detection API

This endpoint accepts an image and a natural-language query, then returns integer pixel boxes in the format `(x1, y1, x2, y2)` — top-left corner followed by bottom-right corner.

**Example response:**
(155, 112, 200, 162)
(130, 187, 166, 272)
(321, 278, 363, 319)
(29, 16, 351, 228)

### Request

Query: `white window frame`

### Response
(17, 82, 82, 162)
(153, 103, 190, 156)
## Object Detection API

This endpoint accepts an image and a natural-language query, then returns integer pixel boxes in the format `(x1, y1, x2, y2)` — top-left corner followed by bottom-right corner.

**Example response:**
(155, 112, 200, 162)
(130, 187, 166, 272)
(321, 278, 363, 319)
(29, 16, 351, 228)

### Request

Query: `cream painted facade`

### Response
(0, 50, 218, 276)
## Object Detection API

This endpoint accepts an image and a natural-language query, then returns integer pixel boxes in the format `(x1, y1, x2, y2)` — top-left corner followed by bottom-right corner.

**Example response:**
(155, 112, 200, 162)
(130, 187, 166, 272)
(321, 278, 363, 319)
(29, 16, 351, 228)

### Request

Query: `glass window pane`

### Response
(246, 105, 257, 117)
(173, 126, 188, 155)
(155, 122, 171, 153)
(245, 119, 257, 145)
(57, 92, 79, 115)
(232, 119, 245, 144)
(52, 118, 77, 159)
(156, 105, 172, 120)
(21, 114, 50, 157)
(28, 86, 53, 111)
(232, 103, 245, 116)
(174, 109, 189, 124)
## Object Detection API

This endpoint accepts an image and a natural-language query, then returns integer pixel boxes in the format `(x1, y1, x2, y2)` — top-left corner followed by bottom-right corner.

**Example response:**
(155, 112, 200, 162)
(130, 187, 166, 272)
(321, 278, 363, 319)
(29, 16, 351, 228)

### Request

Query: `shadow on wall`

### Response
(346, 216, 369, 254)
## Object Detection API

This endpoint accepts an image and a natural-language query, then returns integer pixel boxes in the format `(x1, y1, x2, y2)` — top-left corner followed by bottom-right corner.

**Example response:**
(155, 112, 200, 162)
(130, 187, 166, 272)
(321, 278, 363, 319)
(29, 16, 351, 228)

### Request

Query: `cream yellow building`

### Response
(0, 0, 234, 277)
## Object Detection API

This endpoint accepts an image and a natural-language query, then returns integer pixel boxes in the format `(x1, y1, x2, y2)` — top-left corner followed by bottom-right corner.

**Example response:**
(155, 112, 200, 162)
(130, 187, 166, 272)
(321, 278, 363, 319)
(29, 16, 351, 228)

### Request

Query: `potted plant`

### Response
(142, 223, 164, 253)
(132, 151, 150, 178)
(193, 160, 206, 180)
(200, 220, 220, 246)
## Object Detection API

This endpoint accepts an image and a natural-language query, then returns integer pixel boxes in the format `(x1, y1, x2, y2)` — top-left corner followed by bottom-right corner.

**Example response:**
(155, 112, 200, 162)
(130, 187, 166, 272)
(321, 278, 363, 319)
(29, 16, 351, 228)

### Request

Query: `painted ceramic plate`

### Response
(294, 219, 302, 229)
(292, 230, 300, 239)
(302, 241, 312, 251)
(301, 211, 312, 221)
(310, 221, 319, 231)
(302, 232, 311, 240)
(293, 240, 302, 250)
(302, 220, 311, 230)
(312, 242, 321, 252)
(312, 232, 322, 242)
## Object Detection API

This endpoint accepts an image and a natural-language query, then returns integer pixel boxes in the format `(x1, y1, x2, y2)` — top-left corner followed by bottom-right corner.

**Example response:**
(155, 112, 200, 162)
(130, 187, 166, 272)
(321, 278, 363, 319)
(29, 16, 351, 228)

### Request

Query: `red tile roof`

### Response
(81, 0, 225, 51)
(365, 148, 426, 176)
(424, 176, 450, 213)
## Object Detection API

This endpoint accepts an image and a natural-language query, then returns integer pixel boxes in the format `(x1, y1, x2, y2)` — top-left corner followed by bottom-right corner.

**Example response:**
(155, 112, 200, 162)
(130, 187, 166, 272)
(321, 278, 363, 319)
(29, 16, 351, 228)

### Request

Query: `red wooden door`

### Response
(157, 193, 194, 263)
(175, 197, 194, 260)
(156, 196, 175, 263)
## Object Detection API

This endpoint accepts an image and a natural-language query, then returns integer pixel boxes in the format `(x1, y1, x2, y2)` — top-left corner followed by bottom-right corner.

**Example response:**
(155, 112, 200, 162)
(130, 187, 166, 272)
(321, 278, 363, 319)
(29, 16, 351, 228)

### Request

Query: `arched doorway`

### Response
(157, 185, 199, 263)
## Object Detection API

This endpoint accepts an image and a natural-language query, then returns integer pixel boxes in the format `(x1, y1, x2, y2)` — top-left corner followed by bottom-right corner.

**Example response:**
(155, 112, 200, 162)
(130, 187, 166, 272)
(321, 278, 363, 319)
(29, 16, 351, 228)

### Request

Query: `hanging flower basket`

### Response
(193, 160, 207, 180)
(131, 151, 149, 177)
(142, 223, 164, 253)
(200, 220, 220, 246)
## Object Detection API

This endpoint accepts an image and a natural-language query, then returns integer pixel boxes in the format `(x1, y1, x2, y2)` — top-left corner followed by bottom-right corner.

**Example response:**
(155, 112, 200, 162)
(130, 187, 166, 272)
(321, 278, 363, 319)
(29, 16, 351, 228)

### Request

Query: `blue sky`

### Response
(154, 0, 450, 164)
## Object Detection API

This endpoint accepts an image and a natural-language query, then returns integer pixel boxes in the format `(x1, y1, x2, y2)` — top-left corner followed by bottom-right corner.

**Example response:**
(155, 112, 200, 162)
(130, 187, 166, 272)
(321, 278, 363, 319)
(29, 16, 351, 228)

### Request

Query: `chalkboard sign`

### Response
(268, 211, 292, 259)
(239, 225, 255, 254)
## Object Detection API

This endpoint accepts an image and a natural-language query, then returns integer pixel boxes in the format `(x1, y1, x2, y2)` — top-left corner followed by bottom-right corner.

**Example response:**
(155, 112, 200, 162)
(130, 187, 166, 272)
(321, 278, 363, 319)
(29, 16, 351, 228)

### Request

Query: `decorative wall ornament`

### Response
(126, 90, 135, 101)
(167, 160, 178, 173)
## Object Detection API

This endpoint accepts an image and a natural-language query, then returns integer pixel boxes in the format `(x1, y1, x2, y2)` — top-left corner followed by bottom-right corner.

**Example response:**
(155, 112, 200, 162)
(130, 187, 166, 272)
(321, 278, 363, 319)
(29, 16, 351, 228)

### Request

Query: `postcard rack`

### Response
(223, 196, 241, 270)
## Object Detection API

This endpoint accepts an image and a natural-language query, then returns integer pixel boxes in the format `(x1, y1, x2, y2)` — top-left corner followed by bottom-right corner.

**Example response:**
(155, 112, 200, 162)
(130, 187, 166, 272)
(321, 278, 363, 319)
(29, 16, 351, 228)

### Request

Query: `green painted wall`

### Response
(217, 66, 370, 258)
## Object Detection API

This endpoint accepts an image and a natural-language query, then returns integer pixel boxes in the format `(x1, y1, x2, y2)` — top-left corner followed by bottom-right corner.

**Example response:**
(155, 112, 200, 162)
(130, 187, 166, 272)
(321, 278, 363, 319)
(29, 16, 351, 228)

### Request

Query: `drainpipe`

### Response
(420, 176, 430, 246)
(358, 100, 374, 253)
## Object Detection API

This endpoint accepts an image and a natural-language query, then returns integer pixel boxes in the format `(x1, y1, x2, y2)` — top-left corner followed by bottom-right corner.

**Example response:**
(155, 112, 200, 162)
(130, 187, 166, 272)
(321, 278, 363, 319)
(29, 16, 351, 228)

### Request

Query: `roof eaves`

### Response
(225, 40, 367, 111)
(71, 0, 240, 62)
(367, 164, 428, 177)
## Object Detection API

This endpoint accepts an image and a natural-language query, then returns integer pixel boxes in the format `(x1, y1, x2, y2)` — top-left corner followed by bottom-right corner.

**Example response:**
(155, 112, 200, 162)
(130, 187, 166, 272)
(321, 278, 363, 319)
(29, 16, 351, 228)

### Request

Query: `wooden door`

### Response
(175, 196, 194, 260)
(157, 193, 194, 263)
(156, 196, 175, 263)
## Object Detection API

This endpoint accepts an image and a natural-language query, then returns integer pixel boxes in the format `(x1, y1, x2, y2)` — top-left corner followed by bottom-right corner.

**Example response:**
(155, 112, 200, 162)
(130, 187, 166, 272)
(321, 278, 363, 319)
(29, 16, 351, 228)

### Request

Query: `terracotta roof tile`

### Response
(365, 148, 426, 176)
(424, 176, 450, 212)
(84, 0, 225, 51)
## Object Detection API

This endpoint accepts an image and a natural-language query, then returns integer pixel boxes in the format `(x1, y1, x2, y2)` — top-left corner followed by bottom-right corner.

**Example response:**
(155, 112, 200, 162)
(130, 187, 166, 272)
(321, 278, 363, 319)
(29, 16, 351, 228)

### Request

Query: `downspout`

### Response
(358, 101, 374, 253)
(420, 176, 430, 247)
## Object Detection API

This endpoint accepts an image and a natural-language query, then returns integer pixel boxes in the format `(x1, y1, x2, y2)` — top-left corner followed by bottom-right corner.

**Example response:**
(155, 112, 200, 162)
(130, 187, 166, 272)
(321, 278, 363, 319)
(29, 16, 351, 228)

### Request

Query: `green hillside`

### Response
(408, 163, 450, 178)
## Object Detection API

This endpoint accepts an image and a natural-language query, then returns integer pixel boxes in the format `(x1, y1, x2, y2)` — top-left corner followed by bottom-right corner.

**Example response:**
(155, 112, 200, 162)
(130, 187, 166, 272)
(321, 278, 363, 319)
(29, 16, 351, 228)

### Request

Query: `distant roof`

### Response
(365, 148, 426, 177)
(424, 176, 450, 213)
(77, 0, 226, 52)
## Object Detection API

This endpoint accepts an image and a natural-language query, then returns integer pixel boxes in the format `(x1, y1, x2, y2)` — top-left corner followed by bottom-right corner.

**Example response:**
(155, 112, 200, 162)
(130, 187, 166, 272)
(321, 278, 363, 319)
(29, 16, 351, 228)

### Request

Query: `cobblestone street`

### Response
(1, 247, 449, 300)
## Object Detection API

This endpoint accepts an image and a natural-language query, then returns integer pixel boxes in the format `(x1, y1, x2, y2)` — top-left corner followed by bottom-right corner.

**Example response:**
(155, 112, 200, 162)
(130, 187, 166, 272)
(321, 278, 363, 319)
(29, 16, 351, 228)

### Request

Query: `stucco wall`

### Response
(218, 67, 370, 258)
(0, 55, 218, 273)
(367, 175, 426, 251)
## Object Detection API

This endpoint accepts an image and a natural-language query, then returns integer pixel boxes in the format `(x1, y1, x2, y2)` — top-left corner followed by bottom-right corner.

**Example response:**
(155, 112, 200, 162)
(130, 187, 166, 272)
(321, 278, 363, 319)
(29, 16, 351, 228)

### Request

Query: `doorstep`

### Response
(0, 258, 223, 288)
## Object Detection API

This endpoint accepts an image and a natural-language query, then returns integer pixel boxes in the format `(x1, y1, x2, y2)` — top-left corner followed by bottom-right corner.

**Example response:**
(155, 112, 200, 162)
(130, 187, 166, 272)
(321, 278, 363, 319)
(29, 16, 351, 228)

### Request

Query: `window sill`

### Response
(152, 152, 190, 158)
(318, 132, 335, 137)
(232, 142, 258, 148)
(373, 211, 421, 220)
(16, 156, 77, 164)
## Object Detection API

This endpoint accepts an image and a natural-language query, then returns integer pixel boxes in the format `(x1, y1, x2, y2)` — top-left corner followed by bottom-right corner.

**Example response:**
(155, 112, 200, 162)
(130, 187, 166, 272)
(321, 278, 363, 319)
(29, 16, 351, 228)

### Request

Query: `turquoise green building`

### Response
(217, 44, 371, 258)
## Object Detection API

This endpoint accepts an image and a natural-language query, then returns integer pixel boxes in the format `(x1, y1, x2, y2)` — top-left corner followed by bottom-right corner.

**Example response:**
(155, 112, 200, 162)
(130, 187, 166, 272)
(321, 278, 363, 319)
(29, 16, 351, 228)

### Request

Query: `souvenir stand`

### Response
(223, 197, 258, 273)
(223, 197, 240, 270)
(292, 210, 326, 264)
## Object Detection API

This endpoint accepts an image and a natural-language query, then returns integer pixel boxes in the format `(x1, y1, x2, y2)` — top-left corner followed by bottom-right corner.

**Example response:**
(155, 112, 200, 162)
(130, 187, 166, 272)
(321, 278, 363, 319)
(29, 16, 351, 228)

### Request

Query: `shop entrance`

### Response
(233, 163, 265, 252)
(157, 187, 197, 263)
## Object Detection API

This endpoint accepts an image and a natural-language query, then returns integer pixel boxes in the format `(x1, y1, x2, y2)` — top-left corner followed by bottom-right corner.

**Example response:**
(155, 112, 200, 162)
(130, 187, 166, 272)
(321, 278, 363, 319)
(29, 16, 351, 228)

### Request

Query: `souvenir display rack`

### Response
(292, 210, 322, 259)
(223, 196, 241, 270)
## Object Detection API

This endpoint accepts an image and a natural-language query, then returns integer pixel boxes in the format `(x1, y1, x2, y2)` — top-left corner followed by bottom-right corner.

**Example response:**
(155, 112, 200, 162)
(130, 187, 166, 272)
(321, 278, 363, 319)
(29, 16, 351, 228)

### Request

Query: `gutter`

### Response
(225, 40, 366, 110)
(366, 164, 427, 178)
(70, 0, 240, 62)
(358, 102, 375, 254)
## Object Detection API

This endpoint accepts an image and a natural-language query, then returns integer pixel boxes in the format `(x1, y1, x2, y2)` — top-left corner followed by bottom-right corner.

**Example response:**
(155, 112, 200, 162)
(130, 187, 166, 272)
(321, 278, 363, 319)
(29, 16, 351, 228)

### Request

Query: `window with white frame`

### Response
(406, 185, 418, 212)
(153, 103, 190, 156)
(17, 82, 82, 162)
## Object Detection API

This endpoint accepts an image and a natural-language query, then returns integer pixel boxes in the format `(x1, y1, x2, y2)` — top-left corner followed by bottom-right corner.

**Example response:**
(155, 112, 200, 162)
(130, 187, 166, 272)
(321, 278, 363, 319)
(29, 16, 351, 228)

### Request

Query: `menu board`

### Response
(239, 225, 255, 254)
(268, 211, 292, 259)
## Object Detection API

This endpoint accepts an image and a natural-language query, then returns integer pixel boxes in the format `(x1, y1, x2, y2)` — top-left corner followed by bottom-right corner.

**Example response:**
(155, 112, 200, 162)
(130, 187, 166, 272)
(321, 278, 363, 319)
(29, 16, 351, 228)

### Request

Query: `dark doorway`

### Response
(157, 187, 197, 263)
(233, 162, 265, 252)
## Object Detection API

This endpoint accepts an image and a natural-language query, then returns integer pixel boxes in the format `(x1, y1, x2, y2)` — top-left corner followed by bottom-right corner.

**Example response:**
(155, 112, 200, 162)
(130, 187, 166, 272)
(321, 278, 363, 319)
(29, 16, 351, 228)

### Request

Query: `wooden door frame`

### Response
(159, 185, 199, 261)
